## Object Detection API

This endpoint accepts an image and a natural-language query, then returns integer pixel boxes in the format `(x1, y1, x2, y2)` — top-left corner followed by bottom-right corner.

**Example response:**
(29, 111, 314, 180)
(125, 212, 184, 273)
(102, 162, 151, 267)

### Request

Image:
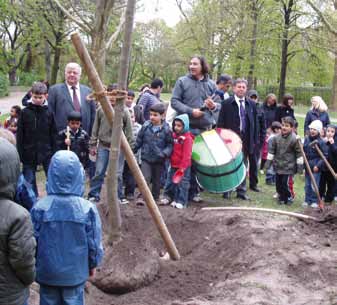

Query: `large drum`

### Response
(192, 128, 246, 193)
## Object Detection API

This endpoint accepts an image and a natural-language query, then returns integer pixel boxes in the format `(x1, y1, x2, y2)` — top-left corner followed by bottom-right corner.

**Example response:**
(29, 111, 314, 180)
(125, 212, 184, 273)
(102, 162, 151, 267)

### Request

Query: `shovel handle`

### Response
(314, 144, 337, 180)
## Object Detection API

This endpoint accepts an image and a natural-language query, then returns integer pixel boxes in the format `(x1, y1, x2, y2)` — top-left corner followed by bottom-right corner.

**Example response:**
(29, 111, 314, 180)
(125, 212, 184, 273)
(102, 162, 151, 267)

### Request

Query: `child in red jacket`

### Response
(160, 114, 194, 209)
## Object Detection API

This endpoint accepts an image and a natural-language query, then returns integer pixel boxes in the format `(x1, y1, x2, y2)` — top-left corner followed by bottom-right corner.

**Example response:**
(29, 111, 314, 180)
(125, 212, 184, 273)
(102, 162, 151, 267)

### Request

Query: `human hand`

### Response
(328, 138, 334, 144)
(65, 138, 71, 146)
(192, 109, 204, 118)
(313, 166, 319, 173)
(204, 97, 216, 110)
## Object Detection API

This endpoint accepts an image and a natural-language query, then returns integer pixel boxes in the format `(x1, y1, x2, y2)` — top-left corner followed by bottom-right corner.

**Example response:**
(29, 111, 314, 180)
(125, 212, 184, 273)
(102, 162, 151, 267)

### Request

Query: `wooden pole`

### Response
(71, 32, 180, 260)
(313, 143, 337, 179)
(201, 207, 320, 222)
(297, 138, 324, 211)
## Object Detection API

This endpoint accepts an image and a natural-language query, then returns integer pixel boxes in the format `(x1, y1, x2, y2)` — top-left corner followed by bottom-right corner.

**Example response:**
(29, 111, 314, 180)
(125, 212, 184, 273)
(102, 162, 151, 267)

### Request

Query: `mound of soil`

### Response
(83, 201, 337, 305)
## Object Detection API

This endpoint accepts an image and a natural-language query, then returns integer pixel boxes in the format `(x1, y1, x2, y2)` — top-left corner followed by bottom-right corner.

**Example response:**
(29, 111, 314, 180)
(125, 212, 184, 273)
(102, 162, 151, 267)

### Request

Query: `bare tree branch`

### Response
(106, 8, 126, 50)
(307, 0, 337, 36)
(51, 0, 92, 33)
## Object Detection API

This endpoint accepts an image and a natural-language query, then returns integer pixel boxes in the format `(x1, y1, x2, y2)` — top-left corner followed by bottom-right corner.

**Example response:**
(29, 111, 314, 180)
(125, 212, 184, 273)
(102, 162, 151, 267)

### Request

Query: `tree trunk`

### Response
(24, 43, 33, 72)
(45, 41, 52, 81)
(50, 35, 63, 85)
(106, 0, 136, 244)
(90, 0, 115, 79)
(247, 0, 258, 90)
(331, 52, 337, 110)
(278, 0, 293, 102)
(8, 69, 17, 86)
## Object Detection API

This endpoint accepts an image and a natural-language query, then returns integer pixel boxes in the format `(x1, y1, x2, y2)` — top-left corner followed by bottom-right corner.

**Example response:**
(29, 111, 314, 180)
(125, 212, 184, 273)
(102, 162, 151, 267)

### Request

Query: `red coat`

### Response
(170, 131, 194, 169)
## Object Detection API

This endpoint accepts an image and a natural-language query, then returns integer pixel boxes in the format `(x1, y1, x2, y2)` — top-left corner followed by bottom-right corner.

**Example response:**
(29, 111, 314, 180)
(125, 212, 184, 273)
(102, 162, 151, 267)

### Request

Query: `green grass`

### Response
(0, 113, 7, 125)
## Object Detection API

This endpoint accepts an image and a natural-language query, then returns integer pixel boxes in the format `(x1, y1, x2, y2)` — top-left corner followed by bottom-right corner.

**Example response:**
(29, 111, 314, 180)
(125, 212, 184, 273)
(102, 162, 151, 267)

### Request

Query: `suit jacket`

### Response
(217, 96, 258, 154)
(48, 83, 96, 135)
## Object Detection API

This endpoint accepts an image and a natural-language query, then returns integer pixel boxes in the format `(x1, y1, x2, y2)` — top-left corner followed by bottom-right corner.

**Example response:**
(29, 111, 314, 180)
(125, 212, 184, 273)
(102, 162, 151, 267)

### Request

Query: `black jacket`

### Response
(217, 96, 258, 154)
(262, 103, 277, 128)
(17, 102, 57, 166)
(275, 105, 296, 123)
(57, 127, 89, 167)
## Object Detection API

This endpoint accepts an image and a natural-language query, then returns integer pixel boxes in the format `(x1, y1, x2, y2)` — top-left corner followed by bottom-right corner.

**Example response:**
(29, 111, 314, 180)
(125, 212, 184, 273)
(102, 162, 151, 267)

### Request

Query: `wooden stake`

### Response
(71, 32, 180, 260)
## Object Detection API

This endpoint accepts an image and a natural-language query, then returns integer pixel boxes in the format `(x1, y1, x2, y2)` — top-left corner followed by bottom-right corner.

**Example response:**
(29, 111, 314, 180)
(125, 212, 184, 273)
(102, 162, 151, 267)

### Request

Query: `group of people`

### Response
(1, 56, 337, 305)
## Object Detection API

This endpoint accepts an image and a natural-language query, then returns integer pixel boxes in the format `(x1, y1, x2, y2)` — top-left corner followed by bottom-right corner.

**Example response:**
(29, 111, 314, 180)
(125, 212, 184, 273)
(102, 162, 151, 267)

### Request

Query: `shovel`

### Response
(297, 137, 324, 211)
(309, 139, 337, 180)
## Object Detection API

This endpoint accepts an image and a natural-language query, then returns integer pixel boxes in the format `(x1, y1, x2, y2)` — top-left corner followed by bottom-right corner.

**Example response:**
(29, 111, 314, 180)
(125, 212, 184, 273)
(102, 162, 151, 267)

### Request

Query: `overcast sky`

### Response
(135, 0, 184, 27)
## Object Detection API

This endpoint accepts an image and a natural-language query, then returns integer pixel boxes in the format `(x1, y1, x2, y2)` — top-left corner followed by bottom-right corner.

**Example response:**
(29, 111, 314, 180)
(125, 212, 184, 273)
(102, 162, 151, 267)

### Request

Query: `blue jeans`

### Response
(88, 146, 124, 200)
(266, 164, 275, 184)
(39, 283, 85, 305)
(305, 172, 321, 204)
(22, 160, 49, 198)
(164, 167, 191, 205)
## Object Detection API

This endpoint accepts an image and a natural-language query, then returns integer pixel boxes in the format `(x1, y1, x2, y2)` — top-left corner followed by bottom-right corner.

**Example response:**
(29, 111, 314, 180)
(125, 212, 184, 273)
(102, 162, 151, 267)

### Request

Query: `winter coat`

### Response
(0, 138, 36, 305)
(134, 120, 173, 163)
(171, 74, 218, 133)
(31, 150, 104, 287)
(137, 90, 160, 121)
(170, 114, 194, 169)
(274, 105, 296, 123)
(326, 138, 337, 171)
(262, 103, 277, 128)
(16, 102, 57, 166)
(304, 110, 330, 135)
(57, 127, 89, 167)
(303, 135, 328, 172)
(266, 132, 303, 175)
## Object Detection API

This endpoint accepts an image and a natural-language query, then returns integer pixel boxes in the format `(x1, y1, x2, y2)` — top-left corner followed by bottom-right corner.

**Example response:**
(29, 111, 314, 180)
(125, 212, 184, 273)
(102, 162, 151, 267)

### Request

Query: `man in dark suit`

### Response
(217, 78, 258, 200)
(48, 62, 96, 136)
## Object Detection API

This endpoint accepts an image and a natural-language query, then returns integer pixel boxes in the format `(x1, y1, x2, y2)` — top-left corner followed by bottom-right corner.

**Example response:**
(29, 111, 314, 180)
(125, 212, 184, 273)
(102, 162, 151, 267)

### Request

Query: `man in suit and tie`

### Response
(48, 62, 96, 136)
(217, 78, 258, 200)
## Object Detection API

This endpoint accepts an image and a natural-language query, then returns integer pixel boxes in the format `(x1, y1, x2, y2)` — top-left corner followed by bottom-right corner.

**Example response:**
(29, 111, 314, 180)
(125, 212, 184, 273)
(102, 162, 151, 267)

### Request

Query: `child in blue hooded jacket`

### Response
(31, 150, 104, 305)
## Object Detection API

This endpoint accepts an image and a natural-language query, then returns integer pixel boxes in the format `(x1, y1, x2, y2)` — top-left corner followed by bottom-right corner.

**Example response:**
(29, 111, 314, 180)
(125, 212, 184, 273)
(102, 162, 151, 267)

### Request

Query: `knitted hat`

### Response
(308, 120, 323, 133)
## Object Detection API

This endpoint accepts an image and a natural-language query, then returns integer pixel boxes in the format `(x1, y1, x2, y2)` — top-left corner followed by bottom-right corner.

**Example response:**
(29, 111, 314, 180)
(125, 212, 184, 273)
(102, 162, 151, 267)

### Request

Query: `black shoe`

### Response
(237, 194, 250, 201)
(222, 192, 231, 199)
(250, 186, 261, 192)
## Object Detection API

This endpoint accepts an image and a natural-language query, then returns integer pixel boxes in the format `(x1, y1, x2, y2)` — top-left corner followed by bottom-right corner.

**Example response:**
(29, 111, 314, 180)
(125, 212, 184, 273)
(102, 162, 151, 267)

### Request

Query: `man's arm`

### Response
(171, 79, 193, 115)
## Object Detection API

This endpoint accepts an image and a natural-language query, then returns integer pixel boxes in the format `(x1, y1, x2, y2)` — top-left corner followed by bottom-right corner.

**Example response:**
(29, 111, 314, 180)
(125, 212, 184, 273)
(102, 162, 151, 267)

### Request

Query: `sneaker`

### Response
(260, 170, 264, 175)
(278, 200, 285, 205)
(120, 198, 129, 205)
(170, 201, 177, 207)
(160, 198, 171, 205)
(302, 202, 308, 207)
(175, 203, 184, 209)
(310, 203, 318, 208)
(192, 195, 202, 203)
(273, 193, 279, 199)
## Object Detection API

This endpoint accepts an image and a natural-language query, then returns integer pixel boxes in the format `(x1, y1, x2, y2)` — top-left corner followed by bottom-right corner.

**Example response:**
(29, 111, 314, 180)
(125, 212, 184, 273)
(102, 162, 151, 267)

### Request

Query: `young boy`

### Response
(134, 103, 173, 205)
(4, 105, 21, 130)
(16, 82, 56, 197)
(303, 120, 328, 208)
(319, 124, 337, 203)
(265, 116, 303, 205)
(88, 84, 134, 204)
(125, 90, 136, 110)
(57, 111, 90, 169)
(31, 150, 103, 305)
(160, 114, 193, 209)
(265, 121, 282, 185)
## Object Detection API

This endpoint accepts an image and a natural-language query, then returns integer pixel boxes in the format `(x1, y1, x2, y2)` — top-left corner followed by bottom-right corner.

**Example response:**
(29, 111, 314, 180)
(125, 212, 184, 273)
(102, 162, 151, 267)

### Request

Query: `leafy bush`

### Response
(17, 72, 44, 86)
(0, 73, 9, 97)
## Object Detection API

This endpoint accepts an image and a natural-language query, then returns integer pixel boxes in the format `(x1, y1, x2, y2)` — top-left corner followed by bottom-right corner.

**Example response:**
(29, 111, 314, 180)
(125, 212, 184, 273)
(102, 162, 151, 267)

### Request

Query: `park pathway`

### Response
(0, 88, 26, 114)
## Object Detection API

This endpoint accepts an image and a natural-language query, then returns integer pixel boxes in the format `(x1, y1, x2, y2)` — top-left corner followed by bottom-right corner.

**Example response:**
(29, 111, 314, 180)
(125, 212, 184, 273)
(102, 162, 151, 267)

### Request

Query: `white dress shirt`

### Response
(234, 95, 245, 131)
(67, 83, 81, 108)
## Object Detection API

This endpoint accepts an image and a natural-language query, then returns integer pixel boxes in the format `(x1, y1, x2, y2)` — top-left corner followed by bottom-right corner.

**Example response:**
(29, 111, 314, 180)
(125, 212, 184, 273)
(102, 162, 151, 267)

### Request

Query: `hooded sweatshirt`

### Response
(0, 138, 36, 305)
(31, 150, 104, 286)
(170, 114, 194, 169)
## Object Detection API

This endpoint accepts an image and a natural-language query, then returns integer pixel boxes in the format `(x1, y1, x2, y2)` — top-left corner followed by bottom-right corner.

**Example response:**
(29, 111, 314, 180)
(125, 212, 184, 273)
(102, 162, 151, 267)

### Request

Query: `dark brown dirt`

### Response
(29, 190, 337, 305)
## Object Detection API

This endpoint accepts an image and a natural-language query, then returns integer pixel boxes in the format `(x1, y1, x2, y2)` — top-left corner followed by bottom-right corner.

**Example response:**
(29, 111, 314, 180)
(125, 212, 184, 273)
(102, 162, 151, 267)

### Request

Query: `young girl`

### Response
(319, 125, 337, 203)
(4, 105, 21, 130)
(303, 120, 328, 208)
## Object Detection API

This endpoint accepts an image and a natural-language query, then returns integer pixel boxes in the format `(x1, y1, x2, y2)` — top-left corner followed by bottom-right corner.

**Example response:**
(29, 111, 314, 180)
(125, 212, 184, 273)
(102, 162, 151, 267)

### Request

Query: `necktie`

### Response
(239, 99, 246, 132)
(71, 86, 81, 112)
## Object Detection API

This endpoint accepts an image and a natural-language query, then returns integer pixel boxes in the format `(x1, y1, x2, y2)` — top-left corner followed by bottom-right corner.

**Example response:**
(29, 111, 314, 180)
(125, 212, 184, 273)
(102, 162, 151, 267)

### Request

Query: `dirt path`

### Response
(0, 89, 26, 114)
